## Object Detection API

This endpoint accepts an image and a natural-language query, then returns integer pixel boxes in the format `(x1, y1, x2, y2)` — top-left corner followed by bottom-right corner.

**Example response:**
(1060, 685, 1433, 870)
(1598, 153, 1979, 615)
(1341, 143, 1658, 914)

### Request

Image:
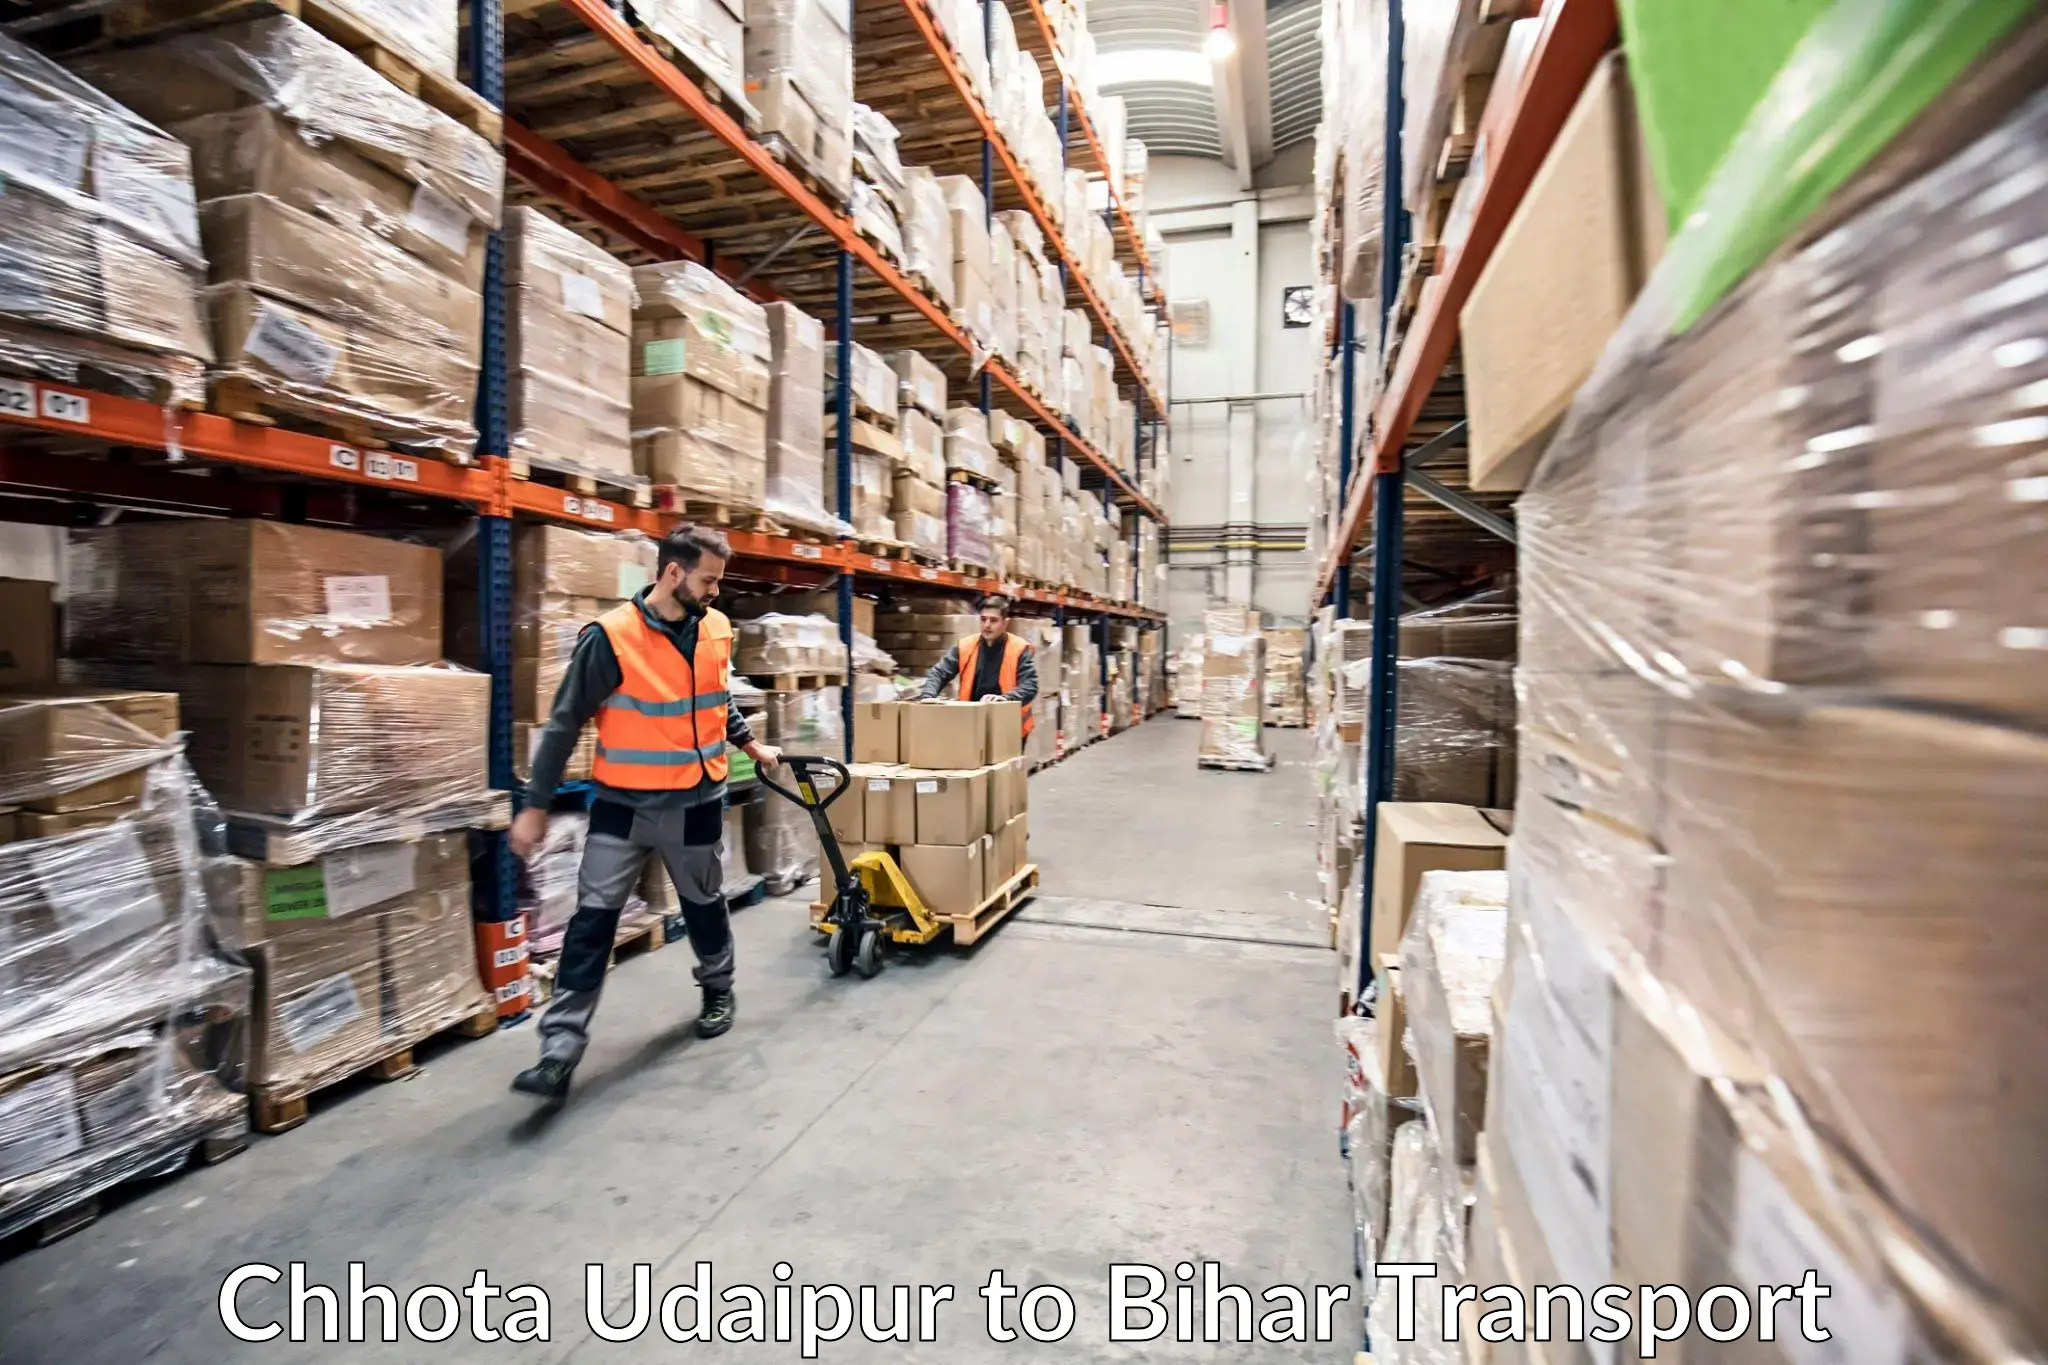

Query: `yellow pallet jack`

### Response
(756, 754, 946, 978)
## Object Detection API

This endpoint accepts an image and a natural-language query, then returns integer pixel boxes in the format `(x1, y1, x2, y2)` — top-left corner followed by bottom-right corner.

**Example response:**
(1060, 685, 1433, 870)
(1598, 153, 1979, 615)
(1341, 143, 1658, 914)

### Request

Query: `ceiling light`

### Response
(1096, 48, 1214, 87)
(1204, 0, 1237, 60)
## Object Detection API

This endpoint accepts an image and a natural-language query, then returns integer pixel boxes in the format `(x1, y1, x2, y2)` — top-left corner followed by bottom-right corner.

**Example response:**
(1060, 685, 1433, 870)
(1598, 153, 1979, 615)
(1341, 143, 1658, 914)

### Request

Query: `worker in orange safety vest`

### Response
(917, 594, 1039, 733)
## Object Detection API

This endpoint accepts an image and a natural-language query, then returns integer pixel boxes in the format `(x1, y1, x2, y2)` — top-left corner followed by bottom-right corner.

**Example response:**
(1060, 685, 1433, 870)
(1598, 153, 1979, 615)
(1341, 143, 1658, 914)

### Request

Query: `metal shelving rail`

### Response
(1315, 0, 1617, 1012)
(0, 0, 1169, 925)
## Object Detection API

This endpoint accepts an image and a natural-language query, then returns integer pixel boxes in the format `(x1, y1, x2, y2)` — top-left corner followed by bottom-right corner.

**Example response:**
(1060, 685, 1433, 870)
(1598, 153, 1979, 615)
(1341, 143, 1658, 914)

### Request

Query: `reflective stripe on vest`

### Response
(955, 632, 1034, 737)
(591, 601, 732, 789)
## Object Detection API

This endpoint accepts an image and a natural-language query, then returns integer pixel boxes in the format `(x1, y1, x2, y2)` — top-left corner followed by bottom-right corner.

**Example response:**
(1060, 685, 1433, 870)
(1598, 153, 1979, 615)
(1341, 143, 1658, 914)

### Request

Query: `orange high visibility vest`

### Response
(955, 632, 1034, 736)
(592, 602, 733, 789)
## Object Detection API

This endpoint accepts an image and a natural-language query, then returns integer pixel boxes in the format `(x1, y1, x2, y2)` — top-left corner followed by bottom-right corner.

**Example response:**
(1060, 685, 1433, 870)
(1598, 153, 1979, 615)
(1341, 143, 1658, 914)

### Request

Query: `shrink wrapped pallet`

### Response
(762, 302, 846, 534)
(851, 102, 906, 202)
(504, 208, 633, 480)
(1197, 611, 1268, 766)
(631, 261, 770, 509)
(899, 167, 954, 306)
(732, 614, 848, 677)
(636, 0, 746, 106)
(945, 482, 994, 571)
(0, 32, 209, 406)
(828, 338, 898, 426)
(0, 696, 249, 1241)
(744, 0, 853, 195)
(1501, 66, 2048, 1355)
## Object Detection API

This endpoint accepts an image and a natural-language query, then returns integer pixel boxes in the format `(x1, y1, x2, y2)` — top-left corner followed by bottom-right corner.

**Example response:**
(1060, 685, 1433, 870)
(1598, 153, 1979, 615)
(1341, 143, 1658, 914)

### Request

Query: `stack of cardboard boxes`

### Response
(73, 13, 504, 451)
(1263, 628, 1307, 727)
(834, 701, 1030, 918)
(889, 351, 949, 559)
(0, 33, 211, 408)
(637, 0, 746, 108)
(744, 0, 853, 198)
(1196, 607, 1267, 768)
(1016, 619, 1061, 768)
(0, 684, 250, 1239)
(938, 176, 997, 350)
(54, 519, 493, 1120)
(1060, 621, 1100, 750)
(874, 599, 978, 683)
(504, 208, 634, 483)
(762, 302, 835, 531)
(899, 168, 953, 306)
(631, 261, 771, 510)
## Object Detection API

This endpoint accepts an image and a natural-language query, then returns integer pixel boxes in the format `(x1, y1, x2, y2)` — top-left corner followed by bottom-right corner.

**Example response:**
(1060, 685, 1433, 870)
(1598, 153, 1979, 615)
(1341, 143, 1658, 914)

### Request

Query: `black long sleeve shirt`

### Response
(916, 634, 1039, 704)
(524, 589, 753, 811)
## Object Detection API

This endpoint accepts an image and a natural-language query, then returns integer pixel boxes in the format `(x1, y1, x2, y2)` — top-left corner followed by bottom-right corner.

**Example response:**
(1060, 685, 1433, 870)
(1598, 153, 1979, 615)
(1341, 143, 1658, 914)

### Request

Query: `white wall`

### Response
(1151, 156, 1317, 630)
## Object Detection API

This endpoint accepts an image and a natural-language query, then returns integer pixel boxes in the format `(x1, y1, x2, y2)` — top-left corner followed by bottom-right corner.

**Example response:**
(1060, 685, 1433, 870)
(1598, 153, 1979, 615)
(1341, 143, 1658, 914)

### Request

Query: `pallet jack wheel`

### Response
(854, 927, 884, 979)
(826, 926, 856, 977)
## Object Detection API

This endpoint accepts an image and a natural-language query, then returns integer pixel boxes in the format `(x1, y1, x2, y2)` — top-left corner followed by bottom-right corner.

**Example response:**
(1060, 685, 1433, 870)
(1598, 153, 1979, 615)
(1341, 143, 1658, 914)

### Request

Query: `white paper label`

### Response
(322, 574, 393, 626)
(406, 183, 474, 255)
(363, 451, 420, 483)
(244, 304, 339, 385)
(559, 270, 605, 319)
(495, 978, 530, 1004)
(0, 377, 35, 420)
(0, 1072, 84, 1183)
(492, 944, 528, 969)
(915, 779, 939, 794)
(40, 388, 88, 424)
(1731, 1148, 1909, 1365)
(867, 778, 891, 793)
(279, 971, 365, 1055)
(321, 841, 417, 918)
(28, 823, 167, 961)
(329, 444, 362, 472)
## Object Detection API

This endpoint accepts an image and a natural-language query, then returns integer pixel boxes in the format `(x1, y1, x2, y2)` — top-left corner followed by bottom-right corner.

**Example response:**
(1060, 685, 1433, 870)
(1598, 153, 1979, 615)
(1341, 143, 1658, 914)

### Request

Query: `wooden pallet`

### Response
(760, 133, 848, 209)
(946, 467, 1001, 492)
(941, 863, 1039, 946)
(652, 492, 776, 530)
(828, 414, 903, 461)
(949, 558, 999, 579)
(208, 378, 476, 463)
(252, 1002, 499, 1135)
(7, 1106, 247, 1248)
(609, 916, 665, 966)
(629, 16, 756, 132)
(1197, 752, 1277, 773)
(223, 790, 511, 866)
(746, 672, 847, 692)
(96, 0, 501, 143)
(508, 451, 653, 508)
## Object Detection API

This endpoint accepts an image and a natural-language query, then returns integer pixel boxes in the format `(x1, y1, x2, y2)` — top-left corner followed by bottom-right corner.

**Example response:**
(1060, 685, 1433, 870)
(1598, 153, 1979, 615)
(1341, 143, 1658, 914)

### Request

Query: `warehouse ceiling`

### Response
(1089, 0, 1322, 174)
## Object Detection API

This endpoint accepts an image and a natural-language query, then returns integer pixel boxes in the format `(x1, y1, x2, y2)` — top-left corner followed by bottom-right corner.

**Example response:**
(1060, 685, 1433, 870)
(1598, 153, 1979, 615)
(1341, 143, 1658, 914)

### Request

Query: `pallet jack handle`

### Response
(755, 754, 858, 899)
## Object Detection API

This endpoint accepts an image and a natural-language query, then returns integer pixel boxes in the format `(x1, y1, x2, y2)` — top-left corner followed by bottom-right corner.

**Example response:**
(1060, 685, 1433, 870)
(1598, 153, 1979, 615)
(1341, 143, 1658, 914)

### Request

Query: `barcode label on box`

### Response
(279, 972, 364, 1055)
(407, 184, 473, 254)
(322, 841, 416, 917)
(867, 778, 890, 792)
(323, 575, 393, 626)
(915, 779, 939, 794)
(245, 303, 339, 385)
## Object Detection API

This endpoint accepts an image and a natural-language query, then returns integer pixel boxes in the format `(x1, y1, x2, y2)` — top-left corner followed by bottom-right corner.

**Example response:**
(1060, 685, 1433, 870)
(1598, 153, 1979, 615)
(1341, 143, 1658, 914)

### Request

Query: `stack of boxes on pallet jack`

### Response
(1338, 18, 2048, 1357)
(831, 701, 1031, 919)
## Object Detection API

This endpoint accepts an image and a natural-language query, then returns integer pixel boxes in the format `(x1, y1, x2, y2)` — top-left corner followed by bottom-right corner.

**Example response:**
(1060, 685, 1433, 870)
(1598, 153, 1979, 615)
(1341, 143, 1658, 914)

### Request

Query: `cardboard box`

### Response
(986, 756, 1026, 828)
(1461, 54, 1665, 492)
(509, 284, 631, 397)
(825, 764, 870, 844)
(1370, 803, 1511, 967)
(176, 663, 488, 816)
(862, 768, 917, 845)
(1376, 956, 1416, 1098)
(853, 700, 902, 763)
(251, 912, 384, 1095)
(983, 699, 1023, 762)
(1401, 871, 1507, 1172)
(899, 840, 980, 916)
(510, 523, 655, 602)
(998, 812, 1027, 883)
(889, 349, 947, 418)
(66, 520, 443, 667)
(901, 701, 986, 769)
(912, 768, 988, 845)
(0, 580, 55, 688)
(0, 690, 180, 814)
(978, 830, 1001, 900)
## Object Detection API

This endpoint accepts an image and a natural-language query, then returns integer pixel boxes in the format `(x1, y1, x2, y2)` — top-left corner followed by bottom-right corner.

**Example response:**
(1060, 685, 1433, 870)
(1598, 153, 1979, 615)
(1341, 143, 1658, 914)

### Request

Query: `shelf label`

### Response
(870, 557, 892, 572)
(329, 444, 361, 472)
(563, 495, 615, 524)
(919, 567, 938, 580)
(40, 389, 88, 424)
(0, 378, 33, 420)
(791, 543, 823, 559)
(363, 452, 419, 483)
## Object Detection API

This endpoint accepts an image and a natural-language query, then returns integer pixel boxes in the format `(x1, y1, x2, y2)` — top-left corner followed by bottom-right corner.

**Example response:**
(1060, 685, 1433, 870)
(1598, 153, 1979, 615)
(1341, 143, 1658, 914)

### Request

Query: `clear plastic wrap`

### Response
(942, 406, 998, 479)
(945, 482, 994, 570)
(760, 686, 844, 757)
(0, 32, 210, 404)
(892, 508, 948, 560)
(70, 15, 501, 229)
(889, 348, 947, 418)
(743, 0, 853, 193)
(899, 167, 955, 305)
(495, 522, 654, 725)
(1397, 870, 1506, 1202)
(636, 0, 746, 105)
(899, 408, 946, 483)
(720, 803, 762, 900)
(1197, 619, 1267, 765)
(0, 706, 250, 1243)
(851, 103, 906, 199)
(1373, 1121, 1462, 1365)
(849, 177, 905, 263)
(830, 338, 898, 424)
(833, 449, 896, 540)
(1507, 73, 2048, 1353)
(762, 302, 849, 534)
(243, 830, 486, 1107)
(732, 613, 848, 677)
(64, 520, 443, 668)
(1336, 0, 1387, 303)
(631, 261, 771, 507)
(1394, 657, 1515, 809)
(1262, 627, 1307, 726)
(506, 207, 633, 478)
(744, 792, 817, 893)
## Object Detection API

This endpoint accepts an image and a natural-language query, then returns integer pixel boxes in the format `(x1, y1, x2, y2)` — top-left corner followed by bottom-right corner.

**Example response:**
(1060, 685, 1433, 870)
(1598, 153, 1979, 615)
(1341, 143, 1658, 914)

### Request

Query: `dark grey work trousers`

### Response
(537, 798, 731, 1066)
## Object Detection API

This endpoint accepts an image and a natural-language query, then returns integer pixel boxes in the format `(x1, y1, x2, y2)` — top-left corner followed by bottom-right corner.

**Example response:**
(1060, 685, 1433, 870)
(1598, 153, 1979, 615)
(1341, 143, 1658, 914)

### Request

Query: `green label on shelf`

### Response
(642, 339, 687, 376)
(264, 865, 329, 920)
(729, 752, 757, 784)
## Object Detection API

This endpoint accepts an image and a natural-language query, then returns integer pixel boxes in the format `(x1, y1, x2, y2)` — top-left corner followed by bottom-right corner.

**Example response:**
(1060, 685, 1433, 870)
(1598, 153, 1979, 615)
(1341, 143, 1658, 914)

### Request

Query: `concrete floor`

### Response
(0, 721, 1351, 1362)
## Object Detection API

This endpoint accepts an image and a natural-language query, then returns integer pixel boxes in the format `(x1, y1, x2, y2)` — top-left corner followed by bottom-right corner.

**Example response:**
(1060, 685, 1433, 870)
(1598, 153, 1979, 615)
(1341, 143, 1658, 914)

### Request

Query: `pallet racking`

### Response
(0, 0, 1172, 928)
(1310, 0, 1616, 1005)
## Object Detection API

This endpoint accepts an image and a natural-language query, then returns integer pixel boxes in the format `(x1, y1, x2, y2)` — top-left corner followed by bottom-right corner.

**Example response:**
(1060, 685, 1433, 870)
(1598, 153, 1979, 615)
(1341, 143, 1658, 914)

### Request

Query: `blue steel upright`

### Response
(1331, 301, 1356, 613)
(466, 0, 515, 924)
(835, 248, 856, 760)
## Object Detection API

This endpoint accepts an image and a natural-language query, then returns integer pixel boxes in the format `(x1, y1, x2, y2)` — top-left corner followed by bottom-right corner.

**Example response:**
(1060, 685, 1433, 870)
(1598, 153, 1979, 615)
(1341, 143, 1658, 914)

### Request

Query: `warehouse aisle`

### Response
(0, 721, 1349, 1363)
